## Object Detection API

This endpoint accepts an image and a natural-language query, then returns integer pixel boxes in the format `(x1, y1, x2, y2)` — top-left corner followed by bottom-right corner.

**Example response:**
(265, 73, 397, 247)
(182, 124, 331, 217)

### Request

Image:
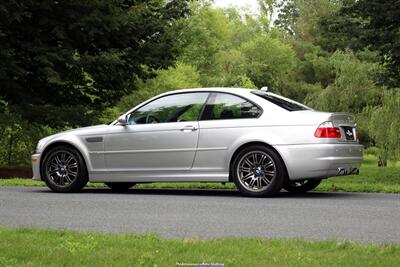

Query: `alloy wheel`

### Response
(236, 151, 276, 192)
(45, 150, 79, 187)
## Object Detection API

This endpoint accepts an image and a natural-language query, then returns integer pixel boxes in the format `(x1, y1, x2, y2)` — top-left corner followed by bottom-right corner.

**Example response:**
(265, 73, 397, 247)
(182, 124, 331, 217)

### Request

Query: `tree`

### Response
(319, 0, 400, 87)
(241, 35, 296, 90)
(305, 50, 382, 145)
(0, 0, 189, 126)
(178, 6, 232, 86)
(179, 5, 297, 91)
(275, 0, 342, 41)
(369, 91, 400, 165)
(306, 50, 381, 113)
(258, 0, 276, 30)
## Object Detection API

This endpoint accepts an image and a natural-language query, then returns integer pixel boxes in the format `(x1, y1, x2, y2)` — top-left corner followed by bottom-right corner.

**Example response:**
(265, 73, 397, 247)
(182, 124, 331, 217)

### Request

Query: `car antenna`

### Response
(260, 86, 268, 92)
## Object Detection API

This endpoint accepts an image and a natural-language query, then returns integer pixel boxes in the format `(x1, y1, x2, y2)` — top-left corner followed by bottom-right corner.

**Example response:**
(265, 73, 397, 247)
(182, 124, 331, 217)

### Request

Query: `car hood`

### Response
(37, 124, 110, 151)
(58, 124, 110, 136)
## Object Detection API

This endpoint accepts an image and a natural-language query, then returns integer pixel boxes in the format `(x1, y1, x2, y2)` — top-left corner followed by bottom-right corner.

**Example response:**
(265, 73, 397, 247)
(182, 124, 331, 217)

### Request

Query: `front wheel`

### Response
(283, 179, 321, 193)
(105, 182, 136, 191)
(232, 145, 286, 197)
(41, 146, 88, 193)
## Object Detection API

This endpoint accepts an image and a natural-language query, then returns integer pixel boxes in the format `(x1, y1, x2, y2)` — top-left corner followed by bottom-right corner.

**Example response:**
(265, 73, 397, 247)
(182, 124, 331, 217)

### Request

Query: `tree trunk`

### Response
(378, 156, 387, 167)
(7, 131, 13, 167)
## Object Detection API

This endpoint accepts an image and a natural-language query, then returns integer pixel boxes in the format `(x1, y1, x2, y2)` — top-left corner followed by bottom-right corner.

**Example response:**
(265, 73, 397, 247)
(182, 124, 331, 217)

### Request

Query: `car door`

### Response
(194, 92, 262, 172)
(104, 92, 209, 178)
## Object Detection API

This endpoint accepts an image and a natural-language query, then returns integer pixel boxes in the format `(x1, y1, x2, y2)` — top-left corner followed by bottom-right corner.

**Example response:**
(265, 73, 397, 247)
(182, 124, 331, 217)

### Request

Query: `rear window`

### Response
(251, 91, 310, 111)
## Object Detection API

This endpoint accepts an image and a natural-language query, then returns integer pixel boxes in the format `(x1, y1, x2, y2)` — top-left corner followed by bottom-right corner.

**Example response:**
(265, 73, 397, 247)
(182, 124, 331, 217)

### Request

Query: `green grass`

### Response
(1, 155, 399, 193)
(317, 154, 400, 193)
(0, 227, 399, 267)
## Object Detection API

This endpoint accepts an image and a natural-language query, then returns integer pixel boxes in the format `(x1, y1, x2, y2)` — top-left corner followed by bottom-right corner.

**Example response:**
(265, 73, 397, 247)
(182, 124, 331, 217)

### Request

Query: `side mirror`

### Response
(117, 115, 128, 126)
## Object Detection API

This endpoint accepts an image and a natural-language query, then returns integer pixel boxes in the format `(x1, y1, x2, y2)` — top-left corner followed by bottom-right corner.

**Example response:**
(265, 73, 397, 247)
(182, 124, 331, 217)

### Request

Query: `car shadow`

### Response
(82, 187, 243, 197)
(33, 187, 356, 199)
(279, 191, 355, 199)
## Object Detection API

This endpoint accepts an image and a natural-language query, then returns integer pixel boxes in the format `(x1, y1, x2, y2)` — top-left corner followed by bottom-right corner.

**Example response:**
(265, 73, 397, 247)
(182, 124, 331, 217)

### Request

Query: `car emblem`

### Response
(346, 130, 353, 136)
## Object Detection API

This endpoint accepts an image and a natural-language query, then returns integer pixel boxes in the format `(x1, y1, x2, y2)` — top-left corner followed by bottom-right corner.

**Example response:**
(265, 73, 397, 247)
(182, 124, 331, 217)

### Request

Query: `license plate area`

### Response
(342, 126, 355, 141)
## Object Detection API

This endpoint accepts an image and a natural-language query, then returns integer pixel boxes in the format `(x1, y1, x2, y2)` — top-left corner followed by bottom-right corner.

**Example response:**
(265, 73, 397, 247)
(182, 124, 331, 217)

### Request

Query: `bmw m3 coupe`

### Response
(32, 88, 363, 197)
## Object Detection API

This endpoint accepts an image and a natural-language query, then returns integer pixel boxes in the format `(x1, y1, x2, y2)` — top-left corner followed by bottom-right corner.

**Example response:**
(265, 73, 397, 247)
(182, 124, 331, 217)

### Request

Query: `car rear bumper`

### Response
(274, 143, 363, 180)
(31, 153, 42, 181)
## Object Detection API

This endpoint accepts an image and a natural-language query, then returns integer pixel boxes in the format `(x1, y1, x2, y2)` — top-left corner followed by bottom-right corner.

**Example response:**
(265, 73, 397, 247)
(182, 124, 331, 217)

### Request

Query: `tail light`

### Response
(314, 121, 341, 138)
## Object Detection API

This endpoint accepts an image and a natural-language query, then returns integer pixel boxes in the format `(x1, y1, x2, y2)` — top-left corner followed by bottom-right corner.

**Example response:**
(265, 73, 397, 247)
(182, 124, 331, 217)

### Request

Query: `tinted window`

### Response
(204, 93, 261, 120)
(252, 91, 309, 111)
(128, 93, 209, 124)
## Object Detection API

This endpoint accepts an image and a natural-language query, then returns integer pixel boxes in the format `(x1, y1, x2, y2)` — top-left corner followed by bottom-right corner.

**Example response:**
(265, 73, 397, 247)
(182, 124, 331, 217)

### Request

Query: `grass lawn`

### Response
(316, 154, 400, 193)
(0, 227, 398, 267)
(1, 155, 399, 193)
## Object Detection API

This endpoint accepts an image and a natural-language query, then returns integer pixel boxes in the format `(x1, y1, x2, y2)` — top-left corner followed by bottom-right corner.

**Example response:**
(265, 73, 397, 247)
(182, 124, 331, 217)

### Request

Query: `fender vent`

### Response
(86, 137, 103, 143)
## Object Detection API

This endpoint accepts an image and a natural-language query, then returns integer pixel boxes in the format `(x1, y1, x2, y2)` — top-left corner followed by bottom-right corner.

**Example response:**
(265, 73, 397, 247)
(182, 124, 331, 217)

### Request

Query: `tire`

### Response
(283, 179, 321, 193)
(105, 182, 136, 191)
(231, 145, 286, 197)
(41, 145, 88, 193)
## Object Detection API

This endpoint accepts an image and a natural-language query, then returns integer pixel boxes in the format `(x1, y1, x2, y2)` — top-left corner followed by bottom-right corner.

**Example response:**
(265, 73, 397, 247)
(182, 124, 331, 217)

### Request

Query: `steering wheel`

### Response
(145, 114, 160, 124)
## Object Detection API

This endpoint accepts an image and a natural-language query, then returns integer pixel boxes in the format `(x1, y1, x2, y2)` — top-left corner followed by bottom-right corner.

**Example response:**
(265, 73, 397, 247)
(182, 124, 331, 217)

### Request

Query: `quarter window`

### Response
(203, 93, 261, 120)
(128, 93, 209, 125)
(251, 91, 310, 111)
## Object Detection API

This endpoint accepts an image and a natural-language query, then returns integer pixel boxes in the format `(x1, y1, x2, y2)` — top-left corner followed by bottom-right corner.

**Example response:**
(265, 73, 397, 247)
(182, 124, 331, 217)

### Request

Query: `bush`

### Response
(0, 109, 58, 168)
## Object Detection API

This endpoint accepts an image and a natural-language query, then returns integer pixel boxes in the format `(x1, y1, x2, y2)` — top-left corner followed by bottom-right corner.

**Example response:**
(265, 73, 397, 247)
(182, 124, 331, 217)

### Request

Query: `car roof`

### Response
(160, 87, 254, 96)
(165, 88, 311, 110)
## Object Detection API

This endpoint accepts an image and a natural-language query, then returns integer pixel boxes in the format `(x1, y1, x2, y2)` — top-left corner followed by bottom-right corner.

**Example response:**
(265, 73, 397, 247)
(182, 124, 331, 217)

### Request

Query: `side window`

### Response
(128, 93, 209, 125)
(204, 93, 261, 120)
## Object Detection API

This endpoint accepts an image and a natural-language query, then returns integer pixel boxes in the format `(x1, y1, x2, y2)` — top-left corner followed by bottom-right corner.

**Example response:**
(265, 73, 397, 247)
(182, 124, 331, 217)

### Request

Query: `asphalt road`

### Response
(0, 186, 399, 243)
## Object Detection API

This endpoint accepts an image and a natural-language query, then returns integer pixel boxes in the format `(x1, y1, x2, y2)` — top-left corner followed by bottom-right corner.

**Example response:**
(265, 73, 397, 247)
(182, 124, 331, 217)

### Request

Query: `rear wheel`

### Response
(232, 145, 286, 197)
(284, 179, 321, 193)
(105, 182, 136, 191)
(41, 146, 88, 193)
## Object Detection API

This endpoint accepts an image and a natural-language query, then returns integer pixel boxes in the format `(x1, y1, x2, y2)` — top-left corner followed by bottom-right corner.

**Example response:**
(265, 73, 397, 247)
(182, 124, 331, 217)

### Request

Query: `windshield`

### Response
(251, 91, 311, 111)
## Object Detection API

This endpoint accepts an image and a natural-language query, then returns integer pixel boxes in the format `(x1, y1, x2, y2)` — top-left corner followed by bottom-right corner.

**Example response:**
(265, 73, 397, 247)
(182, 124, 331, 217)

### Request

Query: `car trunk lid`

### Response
(328, 113, 357, 142)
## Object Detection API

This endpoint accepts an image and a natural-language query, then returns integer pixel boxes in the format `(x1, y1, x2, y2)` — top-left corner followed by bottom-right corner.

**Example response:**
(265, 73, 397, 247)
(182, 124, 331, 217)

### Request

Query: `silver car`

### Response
(32, 88, 363, 197)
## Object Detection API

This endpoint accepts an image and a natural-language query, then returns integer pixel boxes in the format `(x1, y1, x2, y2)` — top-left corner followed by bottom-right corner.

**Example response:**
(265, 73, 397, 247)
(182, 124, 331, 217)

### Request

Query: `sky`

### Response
(213, 0, 260, 15)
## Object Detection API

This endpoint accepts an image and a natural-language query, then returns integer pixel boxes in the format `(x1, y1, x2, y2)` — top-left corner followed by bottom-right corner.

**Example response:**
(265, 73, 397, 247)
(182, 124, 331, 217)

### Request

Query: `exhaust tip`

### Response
(336, 167, 360, 176)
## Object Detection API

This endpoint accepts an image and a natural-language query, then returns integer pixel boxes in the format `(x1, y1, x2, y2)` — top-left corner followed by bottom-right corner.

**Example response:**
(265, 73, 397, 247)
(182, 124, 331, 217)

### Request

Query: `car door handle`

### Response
(180, 125, 197, 132)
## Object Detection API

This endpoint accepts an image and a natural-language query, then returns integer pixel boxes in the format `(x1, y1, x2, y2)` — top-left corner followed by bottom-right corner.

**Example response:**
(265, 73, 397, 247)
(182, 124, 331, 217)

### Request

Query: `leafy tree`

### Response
(233, 75, 257, 89)
(306, 50, 381, 113)
(274, 0, 298, 35)
(241, 35, 296, 90)
(319, 0, 400, 87)
(179, 5, 297, 91)
(369, 91, 400, 165)
(275, 0, 342, 42)
(281, 40, 334, 102)
(179, 6, 232, 86)
(211, 49, 248, 87)
(0, 0, 189, 126)
(258, 0, 277, 30)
